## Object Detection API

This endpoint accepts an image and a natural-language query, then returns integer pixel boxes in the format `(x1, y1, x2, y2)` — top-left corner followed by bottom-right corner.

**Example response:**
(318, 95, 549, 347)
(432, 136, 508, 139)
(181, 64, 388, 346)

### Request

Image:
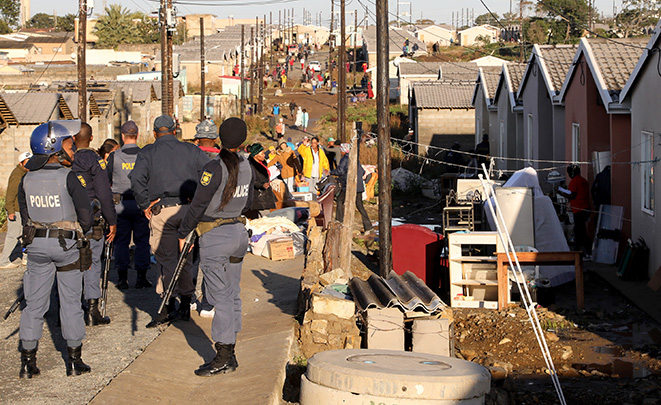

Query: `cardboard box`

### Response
(268, 237, 295, 261)
(292, 191, 314, 201)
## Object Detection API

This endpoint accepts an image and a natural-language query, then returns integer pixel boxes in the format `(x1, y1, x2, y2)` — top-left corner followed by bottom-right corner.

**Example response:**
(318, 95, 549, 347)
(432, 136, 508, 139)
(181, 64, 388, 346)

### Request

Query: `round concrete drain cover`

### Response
(347, 353, 453, 373)
(306, 349, 491, 400)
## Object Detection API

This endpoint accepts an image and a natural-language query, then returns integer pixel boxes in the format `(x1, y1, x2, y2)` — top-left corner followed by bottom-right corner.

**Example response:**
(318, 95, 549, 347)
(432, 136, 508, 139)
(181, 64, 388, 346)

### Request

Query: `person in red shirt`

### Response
(559, 165, 591, 258)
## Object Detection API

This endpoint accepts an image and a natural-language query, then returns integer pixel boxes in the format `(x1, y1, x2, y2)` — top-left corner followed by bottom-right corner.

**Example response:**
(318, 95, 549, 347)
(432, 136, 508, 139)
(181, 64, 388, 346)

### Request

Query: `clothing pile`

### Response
(246, 216, 306, 257)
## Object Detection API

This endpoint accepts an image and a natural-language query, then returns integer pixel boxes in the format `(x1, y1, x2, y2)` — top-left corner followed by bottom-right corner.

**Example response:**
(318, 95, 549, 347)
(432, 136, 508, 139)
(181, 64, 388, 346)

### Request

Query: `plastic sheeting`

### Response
(484, 167, 574, 287)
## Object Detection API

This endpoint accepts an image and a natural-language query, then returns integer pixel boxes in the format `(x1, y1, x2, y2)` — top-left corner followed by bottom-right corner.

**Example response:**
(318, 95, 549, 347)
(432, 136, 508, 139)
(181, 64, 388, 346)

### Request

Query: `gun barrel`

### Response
(3, 293, 25, 321)
(157, 231, 196, 314)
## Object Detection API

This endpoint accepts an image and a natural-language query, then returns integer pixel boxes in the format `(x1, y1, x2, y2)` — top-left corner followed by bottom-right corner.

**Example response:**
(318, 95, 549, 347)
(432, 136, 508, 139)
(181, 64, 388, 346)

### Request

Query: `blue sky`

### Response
(32, 0, 620, 24)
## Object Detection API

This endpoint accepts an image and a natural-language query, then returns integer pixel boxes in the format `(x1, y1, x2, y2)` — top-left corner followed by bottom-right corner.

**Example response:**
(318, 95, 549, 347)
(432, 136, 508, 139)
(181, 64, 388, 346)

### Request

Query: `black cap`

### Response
(121, 120, 139, 135)
(153, 115, 176, 133)
(219, 117, 247, 149)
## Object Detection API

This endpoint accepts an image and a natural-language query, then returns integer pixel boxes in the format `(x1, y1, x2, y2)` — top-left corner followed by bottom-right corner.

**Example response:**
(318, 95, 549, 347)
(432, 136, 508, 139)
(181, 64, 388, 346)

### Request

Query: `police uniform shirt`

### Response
(177, 155, 254, 239)
(130, 134, 210, 210)
(107, 144, 140, 198)
(18, 163, 94, 234)
(72, 148, 117, 226)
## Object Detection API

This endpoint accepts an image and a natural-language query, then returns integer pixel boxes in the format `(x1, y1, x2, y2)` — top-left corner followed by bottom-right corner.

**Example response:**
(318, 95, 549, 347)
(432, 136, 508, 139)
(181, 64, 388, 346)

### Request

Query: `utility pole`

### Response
(338, 0, 347, 142)
(77, 0, 87, 122)
(353, 9, 357, 88)
(166, 0, 174, 116)
(519, 0, 524, 62)
(269, 12, 273, 65)
(240, 24, 245, 120)
(330, 0, 334, 84)
(250, 26, 254, 107)
(200, 17, 205, 121)
(258, 17, 264, 114)
(160, 0, 167, 115)
(376, 0, 392, 278)
(396, 0, 400, 28)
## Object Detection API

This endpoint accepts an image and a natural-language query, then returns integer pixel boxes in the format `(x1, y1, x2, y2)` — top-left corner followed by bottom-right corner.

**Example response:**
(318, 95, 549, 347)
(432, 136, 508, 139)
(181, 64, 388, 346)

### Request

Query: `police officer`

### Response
(72, 123, 117, 326)
(194, 119, 220, 158)
(130, 115, 209, 327)
(106, 121, 151, 290)
(178, 117, 253, 376)
(18, 121, 94, 378)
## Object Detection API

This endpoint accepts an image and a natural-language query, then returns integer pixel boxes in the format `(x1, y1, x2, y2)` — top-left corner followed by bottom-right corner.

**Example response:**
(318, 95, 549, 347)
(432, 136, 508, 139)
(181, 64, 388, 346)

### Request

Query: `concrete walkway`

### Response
(91, 254, 303, 405)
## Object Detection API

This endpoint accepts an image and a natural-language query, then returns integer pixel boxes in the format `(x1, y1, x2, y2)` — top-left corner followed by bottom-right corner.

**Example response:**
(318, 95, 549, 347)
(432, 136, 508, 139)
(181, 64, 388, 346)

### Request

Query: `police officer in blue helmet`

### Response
(18, 120, 94, 378)
(178, 117, 253, 376)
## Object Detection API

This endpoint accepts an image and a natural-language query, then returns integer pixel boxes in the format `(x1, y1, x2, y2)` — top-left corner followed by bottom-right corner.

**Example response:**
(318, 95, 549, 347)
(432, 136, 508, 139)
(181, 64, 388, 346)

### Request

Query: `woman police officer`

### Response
(177, 117, 253, 376)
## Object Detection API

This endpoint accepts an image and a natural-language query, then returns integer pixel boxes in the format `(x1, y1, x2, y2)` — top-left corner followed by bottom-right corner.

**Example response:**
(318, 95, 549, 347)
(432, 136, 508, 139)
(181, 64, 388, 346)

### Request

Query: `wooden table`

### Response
(496, 251, 584, 310)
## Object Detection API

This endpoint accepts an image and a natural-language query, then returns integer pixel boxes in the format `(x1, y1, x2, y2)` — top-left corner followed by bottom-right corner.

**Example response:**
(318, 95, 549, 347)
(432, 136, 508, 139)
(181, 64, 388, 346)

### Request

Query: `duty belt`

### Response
(196, 217, 246, 236)
(152, 201, 189, 216)
(34, 229, 76, 239)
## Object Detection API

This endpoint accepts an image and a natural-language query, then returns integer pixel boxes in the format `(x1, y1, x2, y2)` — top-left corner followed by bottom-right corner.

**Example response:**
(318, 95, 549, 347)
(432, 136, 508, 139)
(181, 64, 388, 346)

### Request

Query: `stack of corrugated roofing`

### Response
(349, 271, 446, 313)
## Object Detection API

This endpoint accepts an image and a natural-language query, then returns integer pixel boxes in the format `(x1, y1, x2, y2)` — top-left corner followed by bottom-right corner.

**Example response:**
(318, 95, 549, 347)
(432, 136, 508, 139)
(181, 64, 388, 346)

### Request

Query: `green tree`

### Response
(93, 4, 141, 48)
(537, 0, 589, 42)
(57, 13, 77, 32)
(616, 0, 660, 37)
(0, 0, 19, 30)
(0, 19, 11, 34)
(475, 12, 500, 26)
(25, 12, 55, 29)
(135, 13, 160, 43)
(415, 18, 435, 25)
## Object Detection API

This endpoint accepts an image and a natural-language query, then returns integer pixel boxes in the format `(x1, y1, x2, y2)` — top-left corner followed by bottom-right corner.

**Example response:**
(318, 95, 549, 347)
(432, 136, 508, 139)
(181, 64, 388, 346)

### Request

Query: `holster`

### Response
(151, 204, 162, 216)
(196, 217, 246, 237)
(21, 224, 37, 247)
(57, 234, 92, 272)
(112, 193, 122, 205)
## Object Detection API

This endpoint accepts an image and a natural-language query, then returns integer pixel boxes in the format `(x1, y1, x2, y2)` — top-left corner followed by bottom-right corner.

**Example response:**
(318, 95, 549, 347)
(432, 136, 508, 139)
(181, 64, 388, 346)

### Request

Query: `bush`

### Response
(0, 197, 6, 230)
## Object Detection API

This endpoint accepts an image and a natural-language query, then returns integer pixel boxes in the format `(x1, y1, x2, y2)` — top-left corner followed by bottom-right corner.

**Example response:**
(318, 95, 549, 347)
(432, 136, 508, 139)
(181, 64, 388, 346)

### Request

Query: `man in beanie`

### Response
(0, 151, 31, 269)
(194, 119, 220, 158)
(130, 115, 210, 327)
(333, 143, 373, 234)
(178, 117, 253, 376)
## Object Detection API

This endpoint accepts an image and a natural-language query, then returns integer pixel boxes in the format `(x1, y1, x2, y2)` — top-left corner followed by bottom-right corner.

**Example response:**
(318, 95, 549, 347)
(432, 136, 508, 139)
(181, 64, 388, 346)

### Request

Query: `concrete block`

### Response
(318, 268, 349, 286)
(366, 308, 404, 351)
(311, 293, 355, 320)
(310, 319, 328, 335)
(412, 318, 450, 356)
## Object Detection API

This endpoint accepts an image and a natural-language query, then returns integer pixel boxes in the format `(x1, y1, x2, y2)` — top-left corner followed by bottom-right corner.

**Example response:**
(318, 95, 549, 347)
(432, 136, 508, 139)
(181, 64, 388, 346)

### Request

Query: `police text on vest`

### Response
(30, 195, 61, 208)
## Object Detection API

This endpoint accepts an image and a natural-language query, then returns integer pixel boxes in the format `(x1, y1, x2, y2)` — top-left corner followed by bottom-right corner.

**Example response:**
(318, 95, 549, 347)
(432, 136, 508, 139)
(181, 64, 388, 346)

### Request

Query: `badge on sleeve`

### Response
(77, 175, 87, 187)
(98, 159, 107, 170)
(200, 171, 212, 186)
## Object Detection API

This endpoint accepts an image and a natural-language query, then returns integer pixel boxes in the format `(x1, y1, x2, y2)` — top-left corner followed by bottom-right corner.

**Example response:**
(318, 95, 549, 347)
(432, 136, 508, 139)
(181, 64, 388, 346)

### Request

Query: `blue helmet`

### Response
(26, 120, 81, 170)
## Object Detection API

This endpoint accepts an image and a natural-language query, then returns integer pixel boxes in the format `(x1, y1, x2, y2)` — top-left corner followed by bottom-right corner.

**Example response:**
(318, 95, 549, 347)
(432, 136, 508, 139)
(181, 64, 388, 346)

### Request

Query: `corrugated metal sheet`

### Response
(349, 271, 446, 313)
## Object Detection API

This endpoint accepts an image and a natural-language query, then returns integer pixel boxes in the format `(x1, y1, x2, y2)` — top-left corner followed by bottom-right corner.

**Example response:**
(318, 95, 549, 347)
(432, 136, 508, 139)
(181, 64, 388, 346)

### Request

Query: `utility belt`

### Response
(22, 221, 92, 272)
(87, 216, 107, 241)
(152, 201, 189, 216)
(196, 216, 246, 237)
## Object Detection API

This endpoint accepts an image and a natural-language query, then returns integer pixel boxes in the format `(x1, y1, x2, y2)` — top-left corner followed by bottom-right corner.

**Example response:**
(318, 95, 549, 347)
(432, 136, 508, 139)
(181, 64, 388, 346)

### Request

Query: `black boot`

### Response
(195, 343, 236, 377)
(116, 268, 129, 290)
(20, 348, 40, 379)
(178, 295, 192, 321)
(88, 299, 111, 326)
(66, 344, 91, 376)
(146, 298, 177, 328)
(135, 269, 152, 289)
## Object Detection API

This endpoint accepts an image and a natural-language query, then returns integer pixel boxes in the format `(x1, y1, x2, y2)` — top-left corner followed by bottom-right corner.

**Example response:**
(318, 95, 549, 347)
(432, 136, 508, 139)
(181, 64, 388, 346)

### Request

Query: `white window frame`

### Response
(572, 123, 580, 163)
(526, 114, 533, 165)
(641, 130, 655, 216)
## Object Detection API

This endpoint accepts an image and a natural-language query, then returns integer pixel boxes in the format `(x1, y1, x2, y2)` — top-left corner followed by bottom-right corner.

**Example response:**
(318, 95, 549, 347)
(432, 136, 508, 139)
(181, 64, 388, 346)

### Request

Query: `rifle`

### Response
(157, 230, 197, 315)
(100, 240, 113, 318)
(3, 293, 24, 321)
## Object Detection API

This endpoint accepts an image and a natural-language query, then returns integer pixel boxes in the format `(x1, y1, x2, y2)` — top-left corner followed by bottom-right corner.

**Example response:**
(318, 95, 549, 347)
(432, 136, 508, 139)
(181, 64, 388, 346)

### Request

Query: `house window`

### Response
(53, 47, 62, 53)
(572, 123, 580, 163)
(526, 114, 533, 164)
(641, 130, 654, 215)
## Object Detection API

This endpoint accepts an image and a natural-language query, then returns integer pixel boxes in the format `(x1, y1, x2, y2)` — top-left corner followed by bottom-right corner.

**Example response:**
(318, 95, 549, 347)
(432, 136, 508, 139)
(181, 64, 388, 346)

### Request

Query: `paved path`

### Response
(91, 254, 303, 405)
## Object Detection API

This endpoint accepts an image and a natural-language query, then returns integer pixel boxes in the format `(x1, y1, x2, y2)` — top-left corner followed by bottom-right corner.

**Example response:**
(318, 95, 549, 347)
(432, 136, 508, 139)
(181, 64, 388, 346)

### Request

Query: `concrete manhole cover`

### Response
(347, 354, 453, 373)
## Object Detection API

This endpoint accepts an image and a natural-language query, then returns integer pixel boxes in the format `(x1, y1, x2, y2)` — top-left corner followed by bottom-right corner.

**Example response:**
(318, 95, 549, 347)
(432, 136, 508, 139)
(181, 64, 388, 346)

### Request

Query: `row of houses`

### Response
(415, 24, 502, 47)
(466, 23, 661, 279)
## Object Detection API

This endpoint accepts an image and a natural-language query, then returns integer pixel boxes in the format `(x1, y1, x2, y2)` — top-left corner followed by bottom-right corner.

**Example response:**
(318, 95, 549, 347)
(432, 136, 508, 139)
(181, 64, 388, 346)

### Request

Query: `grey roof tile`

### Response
(398, 62, 440, 76)
(586, 37, 648, 93)
(439, 62, 481, 81)
(362, 26, 427, 54)
(536, 44, 578, 93)
(1, 92, 59, 124)
(481, 66, 503, 99)
(506, 63, 526, 92)
(412, 80, 475, 109)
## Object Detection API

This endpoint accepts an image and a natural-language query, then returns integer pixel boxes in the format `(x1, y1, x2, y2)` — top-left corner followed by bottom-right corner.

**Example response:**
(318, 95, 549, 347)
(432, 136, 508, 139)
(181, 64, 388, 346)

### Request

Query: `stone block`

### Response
(366, 308, 404, 351)
(412, 318, 450, 356)
(310, 319, 328, 335)
(318, 268, 349, 286)
(311, 293, 355, 320)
